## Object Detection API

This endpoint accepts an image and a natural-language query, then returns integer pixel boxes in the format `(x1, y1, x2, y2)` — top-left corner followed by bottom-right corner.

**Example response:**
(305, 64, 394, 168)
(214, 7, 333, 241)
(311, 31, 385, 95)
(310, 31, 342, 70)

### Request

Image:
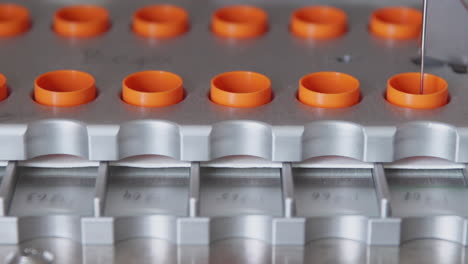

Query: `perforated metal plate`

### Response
(0, 0, 466, 162)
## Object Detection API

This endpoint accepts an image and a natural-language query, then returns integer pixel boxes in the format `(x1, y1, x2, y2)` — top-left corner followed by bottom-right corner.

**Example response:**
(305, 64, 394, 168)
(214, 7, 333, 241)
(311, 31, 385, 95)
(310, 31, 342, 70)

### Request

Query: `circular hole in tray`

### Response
(54, 5, 110, 37)
(210, 71, 272, 108)
(132, 5, 189, 38)
(122, 70, 184, 107)
(298, 71, 360, 108)
(386, 72, 448, 109)
(0, 3, 30, 37)
(211, 5, 268, 38)
(34, 70, 97, 107)
(290, 5, 347, 39)
(369, 7, 422, 39)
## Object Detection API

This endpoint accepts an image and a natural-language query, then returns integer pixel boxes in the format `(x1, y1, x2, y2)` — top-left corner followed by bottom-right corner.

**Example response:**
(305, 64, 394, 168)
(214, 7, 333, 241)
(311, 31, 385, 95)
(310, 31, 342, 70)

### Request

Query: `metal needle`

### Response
(420, 0, 429, 94)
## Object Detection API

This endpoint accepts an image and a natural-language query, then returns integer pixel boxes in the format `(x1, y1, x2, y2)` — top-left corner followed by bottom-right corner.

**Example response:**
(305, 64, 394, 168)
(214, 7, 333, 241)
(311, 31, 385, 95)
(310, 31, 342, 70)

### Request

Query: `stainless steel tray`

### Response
(0, 0, 466, 162)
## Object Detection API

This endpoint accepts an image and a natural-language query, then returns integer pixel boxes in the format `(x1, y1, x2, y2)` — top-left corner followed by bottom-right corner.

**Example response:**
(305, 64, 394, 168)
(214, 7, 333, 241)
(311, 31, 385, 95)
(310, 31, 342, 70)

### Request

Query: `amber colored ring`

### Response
(34, 70, 97, 107)
(298, 72, 360, 108)
(369, 7, 422, 39)
(210, 71, 272, 108)
(386, 72, 448, 109)
(211, 5, 268, 38)
(53, 5, 110, 37)
(132, 5, 189, 38)
(0, 73, 7, 101)
(122, 71, 184, 107)
(0, 3, 30, 37)
(290, 6, 347, 39)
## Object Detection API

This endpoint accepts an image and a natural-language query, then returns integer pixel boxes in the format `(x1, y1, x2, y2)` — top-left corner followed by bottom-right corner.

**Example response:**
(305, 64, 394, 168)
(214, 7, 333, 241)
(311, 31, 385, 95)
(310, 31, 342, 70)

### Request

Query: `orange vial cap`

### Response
(133, 5, 189, 38)
(369, 7, 422, 39)
(0, 73, 7, 101)
(211, 71, 272, 108)
(290, 6, 347, 39)
(34, 70, 97, 107)
(122, 71, 184, 107)
(298, 72, 360, 108)
(386, 72, 448, 109)
(53, 5, 110, 37)
(211, 5, 268, 39)
(0, 3, 30, 37)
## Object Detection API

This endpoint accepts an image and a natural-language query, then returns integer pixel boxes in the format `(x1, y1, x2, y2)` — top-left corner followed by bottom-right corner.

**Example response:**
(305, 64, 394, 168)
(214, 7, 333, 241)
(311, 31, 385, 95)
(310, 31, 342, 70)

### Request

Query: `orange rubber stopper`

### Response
(132, 5, 189, 38)
(34, 70, 97, 107)
(386, 72, 448, 109)
(122, 71, 184, 107)
(298, 72, 360, 108)
(53, 5, 110, 37)
(369, 7, 422, 39)
(211, 5, 268, 39)
(290, 6, 347, 39)
(0, 73, 7, 101)
(0, 3, 30, 37)
(211, 71, 272, 108)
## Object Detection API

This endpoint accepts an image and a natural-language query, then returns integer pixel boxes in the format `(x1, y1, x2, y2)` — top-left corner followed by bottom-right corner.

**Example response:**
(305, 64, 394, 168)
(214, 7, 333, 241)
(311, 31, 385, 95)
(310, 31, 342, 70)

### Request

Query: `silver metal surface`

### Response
(5, 162, 468, 246)
(4, 247, 54, 264)
(0, 0, 467, 262)
(2, 237, 468, 263)
(387, 167, 468, 245)
(0, 160, 466, 261)
(280, 163, 295, 218)
(373, 164, 392, 218)
(8, 167, 96, 217)
(426, 0, 468, 64)
(188, 162, 200, 218)
(0, 163, 15, 217)
(93, 162, 108, 217)
(0, 161, 409, 246)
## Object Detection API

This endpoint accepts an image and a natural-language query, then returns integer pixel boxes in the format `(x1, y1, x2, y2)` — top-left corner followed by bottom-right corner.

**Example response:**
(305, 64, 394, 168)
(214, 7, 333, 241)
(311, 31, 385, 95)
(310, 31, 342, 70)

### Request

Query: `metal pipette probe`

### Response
(420, 0, 429, 94)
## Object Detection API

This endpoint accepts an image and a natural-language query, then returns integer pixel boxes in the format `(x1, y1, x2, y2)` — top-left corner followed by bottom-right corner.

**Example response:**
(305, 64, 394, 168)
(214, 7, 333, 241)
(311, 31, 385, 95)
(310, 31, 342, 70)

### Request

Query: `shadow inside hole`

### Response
(410, 56, 445, 68)
(336, 54, 353, 64)
(449, 63, 468, 74)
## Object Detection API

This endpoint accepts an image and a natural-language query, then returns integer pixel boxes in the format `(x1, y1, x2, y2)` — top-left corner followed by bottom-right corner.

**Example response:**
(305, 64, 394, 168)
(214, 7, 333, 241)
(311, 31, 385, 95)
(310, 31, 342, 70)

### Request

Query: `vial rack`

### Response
(0, 0, 465, 163)
(0, 0, 468, 252)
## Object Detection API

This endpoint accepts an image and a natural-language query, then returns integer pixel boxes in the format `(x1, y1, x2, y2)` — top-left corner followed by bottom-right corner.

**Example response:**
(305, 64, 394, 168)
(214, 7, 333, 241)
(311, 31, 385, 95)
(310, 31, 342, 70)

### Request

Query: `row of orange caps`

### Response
(0, 70, 448, 110)
(0, 4, 422, 39)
